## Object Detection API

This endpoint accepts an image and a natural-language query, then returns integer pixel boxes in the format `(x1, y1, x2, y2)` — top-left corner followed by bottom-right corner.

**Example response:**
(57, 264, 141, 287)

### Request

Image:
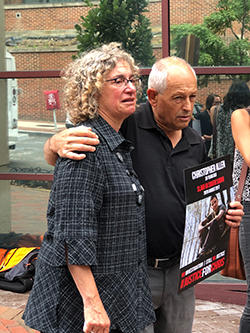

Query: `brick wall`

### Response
(14, 51, 75, 71)
(15, 51, 75, 122)
(170, 0, 218, 25)
(146, 1, 161, 26)
(5, 0, 219, 32)
(5, 5, 89, 32)
(18, 77, 66, 122)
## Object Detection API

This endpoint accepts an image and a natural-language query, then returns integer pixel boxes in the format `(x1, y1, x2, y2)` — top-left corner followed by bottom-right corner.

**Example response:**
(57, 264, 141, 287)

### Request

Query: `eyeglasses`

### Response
(105, 76, 141, 88)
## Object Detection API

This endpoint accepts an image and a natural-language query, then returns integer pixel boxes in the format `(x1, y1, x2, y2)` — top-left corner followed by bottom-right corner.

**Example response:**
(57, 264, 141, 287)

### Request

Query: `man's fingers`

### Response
(226, 208, 244, 221)
(50, 126, 100, 159)
(61, 142, 98, 160)
(225, 219, 241, 228)
(68, 126, 99, 139)
(225, 208, 244, 227)
(67, 137, 100, 146)
(66, 151, 87, 160)
(65, 143, 97, 152)
(224, 201, 244, 227)
(228, 201, 243, 211)
(225, 211, 243, 222)
(57, 141, 98, 158)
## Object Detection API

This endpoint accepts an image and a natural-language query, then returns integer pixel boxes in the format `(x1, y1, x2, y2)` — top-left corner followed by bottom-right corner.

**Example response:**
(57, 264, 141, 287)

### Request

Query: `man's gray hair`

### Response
(148, 56, 197, 94)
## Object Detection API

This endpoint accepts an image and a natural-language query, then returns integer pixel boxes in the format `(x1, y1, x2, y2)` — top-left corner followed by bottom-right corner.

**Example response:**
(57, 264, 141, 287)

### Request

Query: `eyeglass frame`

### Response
(105, 75, 141, 88)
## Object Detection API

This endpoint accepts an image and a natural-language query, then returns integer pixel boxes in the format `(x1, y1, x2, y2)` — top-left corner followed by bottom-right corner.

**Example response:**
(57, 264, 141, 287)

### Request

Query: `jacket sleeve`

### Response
(40, 152, 105, 267)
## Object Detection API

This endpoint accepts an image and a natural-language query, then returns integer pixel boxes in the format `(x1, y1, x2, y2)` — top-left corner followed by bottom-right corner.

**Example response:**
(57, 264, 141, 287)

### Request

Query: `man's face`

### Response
(148, 67, 197, 133)
(210, 197, 218, 212)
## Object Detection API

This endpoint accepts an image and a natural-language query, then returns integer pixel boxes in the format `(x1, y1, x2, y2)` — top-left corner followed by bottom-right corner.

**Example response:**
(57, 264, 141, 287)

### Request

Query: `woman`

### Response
(231, 82, 250, 333)
(199, 93, 221, 154)
(23, 43, 155, 333)
(209, 82, 247, 163)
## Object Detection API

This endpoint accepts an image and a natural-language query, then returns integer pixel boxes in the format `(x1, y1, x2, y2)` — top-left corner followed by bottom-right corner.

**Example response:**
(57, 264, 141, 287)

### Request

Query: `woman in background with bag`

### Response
(209, 81, 248, 164)
(231, 81, 250, 333)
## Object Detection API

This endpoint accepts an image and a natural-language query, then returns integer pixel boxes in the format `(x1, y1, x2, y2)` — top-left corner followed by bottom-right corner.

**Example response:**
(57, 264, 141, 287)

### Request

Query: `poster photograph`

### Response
(179, 155, 234, 292)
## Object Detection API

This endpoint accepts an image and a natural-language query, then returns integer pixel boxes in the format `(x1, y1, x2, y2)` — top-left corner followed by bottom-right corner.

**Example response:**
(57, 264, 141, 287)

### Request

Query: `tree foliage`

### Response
(75, 0, 155, 67)
(171, 0, 250, 83)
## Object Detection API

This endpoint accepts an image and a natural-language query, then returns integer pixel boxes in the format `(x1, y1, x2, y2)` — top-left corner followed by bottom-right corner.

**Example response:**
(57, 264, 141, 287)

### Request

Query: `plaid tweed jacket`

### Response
(23, 116, 155, 333)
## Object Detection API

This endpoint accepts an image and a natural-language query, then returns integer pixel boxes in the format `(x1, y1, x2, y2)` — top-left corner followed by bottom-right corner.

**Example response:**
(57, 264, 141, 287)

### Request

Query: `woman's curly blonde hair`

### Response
(62, 42, 140, 125)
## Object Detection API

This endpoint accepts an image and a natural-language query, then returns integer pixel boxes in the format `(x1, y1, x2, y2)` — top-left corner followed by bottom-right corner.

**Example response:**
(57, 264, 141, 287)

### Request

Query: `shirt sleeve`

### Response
(43, 151, 105, 267)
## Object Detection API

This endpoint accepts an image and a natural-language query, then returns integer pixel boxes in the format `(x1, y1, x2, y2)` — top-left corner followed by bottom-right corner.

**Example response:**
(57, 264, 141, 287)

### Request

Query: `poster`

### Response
(179, 155, 234, 292)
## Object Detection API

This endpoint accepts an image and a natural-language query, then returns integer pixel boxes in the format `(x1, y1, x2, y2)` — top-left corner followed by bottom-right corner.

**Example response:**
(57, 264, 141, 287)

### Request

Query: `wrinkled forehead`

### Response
(105, 59, 134, 77)
(167, 66, 197, 85)
(165, 76, 197, 96)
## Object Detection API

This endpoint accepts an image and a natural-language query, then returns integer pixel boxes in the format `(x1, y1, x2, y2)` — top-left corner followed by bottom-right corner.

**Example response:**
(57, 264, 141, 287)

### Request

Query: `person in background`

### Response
(199, 94, 221, 155)
(209, 82, 247, 163)
(43, 57, 244, 333)
(189, 102, 202, 135)
(231, 82, 250, 333)
(212, 94, 221, 108)
(23, 42, 155, 333)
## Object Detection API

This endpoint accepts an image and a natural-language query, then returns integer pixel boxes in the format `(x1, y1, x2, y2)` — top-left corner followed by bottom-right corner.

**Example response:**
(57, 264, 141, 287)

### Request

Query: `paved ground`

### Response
(192, 298, 243, 333)
(18, 120, 65, 134)
(0, 120, 247, 332)
(0, 286, 245, 333)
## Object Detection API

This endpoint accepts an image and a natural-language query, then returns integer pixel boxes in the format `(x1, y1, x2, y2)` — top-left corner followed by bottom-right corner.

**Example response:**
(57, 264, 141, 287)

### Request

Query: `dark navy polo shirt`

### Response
(121, 101, 207, 259)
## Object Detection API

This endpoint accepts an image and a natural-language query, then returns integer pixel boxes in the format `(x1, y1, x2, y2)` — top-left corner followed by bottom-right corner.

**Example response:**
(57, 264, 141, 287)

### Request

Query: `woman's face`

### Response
(213, 96, 221, 106)
(98, 60, 137, 130)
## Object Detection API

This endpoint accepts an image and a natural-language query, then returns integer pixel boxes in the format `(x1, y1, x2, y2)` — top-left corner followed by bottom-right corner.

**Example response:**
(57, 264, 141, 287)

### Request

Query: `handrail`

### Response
(0, 70, 61, 79)
(0, 66, 249, 79)
(0, 173, 53, 181)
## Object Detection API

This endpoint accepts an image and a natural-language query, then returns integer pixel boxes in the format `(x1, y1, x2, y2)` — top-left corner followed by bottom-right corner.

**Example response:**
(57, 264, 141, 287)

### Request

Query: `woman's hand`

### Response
(83, 295, 110, 333)
(225, 201, 244, 228)
(68, 264, 110, 333)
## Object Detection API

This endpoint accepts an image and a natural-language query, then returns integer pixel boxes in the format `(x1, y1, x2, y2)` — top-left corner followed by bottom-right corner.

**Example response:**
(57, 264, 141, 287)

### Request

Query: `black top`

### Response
(121, 102, 207, 259)
(198, 109, 213, 152)
(198, 109, 213, 136)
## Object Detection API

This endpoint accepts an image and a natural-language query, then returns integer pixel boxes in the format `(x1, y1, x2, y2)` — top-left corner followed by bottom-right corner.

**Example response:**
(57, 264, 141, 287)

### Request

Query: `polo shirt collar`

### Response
(182, 126, 203, 145)
(138, 101, 202, 146)
(82, 115, 130, 152)
(137, 101, 159, 130)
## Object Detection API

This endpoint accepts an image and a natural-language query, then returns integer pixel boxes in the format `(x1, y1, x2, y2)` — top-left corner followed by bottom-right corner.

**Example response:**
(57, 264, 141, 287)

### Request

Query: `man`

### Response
(198, 194, 227, 257)
(44, 57, 243, 333)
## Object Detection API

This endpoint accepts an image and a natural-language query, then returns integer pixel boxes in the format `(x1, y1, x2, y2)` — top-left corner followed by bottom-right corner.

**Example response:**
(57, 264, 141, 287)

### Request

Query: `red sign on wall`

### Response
(44, 90, 60, 110)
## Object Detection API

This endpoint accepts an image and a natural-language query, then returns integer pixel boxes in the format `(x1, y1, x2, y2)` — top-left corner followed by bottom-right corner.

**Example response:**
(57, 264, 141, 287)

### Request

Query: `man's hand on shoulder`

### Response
(44, 126, 100, 166)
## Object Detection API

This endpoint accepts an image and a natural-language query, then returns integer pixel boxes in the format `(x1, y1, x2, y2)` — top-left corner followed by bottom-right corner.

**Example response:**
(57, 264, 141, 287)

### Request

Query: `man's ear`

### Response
(147, 88, 158, 108)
